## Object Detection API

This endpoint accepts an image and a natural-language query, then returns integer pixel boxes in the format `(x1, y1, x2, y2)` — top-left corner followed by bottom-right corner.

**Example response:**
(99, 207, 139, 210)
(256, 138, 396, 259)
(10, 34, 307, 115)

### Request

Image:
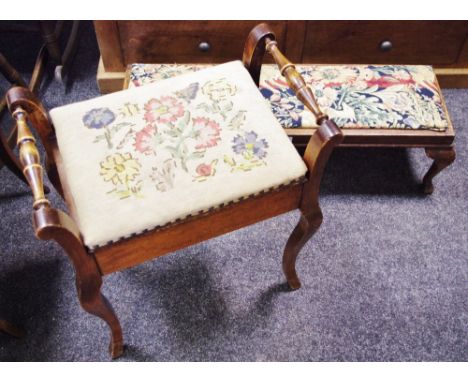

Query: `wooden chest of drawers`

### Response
(95, 21, 468, 93)
(117, 21, 288, 64)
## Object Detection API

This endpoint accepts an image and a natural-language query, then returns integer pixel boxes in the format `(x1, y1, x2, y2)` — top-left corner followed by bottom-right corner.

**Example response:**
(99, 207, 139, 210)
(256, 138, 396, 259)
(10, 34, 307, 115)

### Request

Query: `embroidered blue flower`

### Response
(232, 131, 269, 159)
(82, 108, 116, 129)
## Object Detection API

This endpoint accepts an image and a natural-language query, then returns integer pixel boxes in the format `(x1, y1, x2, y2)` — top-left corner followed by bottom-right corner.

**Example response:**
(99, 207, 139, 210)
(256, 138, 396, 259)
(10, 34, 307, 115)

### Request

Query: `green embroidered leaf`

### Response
(180, 142, 188, 156)
(221, 101, 233, 114)
(165, 129, 180, 138)
(229, 110, 246, 130)
(180, 159, 189, 172)
(188, 151, 205, 160)
(196, 103, 214, 113)
(116, 128, 136, 149)
(111, 122, 131, 133)
(165, 145, 179, 158)
(93, 135, 106, 143)
(233, 160, 264, 172)
(151, 132, 165, 146)
(176, 111, 191, 131)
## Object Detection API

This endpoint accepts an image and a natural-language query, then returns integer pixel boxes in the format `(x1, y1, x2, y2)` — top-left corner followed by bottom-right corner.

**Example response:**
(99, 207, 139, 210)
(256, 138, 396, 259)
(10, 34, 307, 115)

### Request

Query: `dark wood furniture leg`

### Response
(422, 146, 456, 194)
(39, 21, 81, 82)
(0, 319, 24, 338)
(282, 126, 340, 289)
(34, 208, 123, 357)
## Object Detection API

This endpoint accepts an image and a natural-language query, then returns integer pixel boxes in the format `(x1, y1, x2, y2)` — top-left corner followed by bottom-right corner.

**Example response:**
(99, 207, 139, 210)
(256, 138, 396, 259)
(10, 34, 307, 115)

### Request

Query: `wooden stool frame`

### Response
(5, 24, 342, 358)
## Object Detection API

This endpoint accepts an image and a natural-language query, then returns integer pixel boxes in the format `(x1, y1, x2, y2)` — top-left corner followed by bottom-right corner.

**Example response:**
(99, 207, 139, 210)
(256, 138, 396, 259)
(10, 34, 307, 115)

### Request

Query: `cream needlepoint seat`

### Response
(49, 61, 307, 250)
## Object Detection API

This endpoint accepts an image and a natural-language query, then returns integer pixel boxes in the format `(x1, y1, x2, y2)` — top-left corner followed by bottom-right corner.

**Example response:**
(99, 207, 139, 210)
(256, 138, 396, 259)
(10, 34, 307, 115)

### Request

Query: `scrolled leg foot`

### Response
(283, 208, 323, 290)
(422, 147, 456, 194)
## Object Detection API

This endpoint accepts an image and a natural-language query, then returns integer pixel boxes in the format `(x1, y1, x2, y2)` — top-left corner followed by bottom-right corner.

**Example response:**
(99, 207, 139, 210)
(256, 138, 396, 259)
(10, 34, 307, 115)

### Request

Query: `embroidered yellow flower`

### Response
(100, 152, 141, 185)
(202, 78, 236, 101)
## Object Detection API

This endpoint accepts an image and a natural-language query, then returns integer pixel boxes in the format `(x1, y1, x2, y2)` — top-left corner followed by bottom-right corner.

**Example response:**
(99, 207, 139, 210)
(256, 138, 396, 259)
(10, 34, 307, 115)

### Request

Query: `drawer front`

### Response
(117, 21, 287, 64)
(303, 21, 468, 65)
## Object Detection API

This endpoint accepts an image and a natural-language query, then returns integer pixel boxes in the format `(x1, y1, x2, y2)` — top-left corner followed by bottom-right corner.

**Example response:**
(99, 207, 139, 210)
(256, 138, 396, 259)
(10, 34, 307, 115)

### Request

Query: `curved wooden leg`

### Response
(34, 208, 124, 359)
(422, 146, 456, 194)
(76, 272, 124, 358)
(283, 207, 323, 290)
(0, 319, 25, 338)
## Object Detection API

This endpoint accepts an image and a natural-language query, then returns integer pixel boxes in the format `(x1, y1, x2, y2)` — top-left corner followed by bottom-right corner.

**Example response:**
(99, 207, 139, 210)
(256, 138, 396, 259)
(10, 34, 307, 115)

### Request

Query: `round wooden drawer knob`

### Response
(198, 41, 211, 52)
(379, 40, 393, 52)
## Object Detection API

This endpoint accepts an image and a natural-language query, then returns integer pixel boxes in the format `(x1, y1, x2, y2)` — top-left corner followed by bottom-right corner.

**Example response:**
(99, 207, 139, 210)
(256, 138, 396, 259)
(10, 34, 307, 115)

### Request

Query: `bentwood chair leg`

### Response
(39, 20, 81, 83)
(54, 21, 80, 82)
(283, 208, 323, 290)
(422, 146, 456, 194)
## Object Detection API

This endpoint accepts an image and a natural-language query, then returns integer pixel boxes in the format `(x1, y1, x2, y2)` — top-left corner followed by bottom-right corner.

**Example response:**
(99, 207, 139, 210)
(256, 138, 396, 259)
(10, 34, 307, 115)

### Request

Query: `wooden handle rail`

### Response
(12, 107, 49, 210)
(264, 38, 328, 125)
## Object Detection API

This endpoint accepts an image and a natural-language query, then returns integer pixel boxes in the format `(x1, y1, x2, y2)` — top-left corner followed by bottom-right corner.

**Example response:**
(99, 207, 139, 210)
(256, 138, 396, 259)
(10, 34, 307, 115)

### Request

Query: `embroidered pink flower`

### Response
(196, 163, 213, 177)
(367, 76, 415, 88)
(134, 125, 157, 155)
(193, 117, 221, 149)
(144, 96, 184, 124)
(193, 159, 218, 182)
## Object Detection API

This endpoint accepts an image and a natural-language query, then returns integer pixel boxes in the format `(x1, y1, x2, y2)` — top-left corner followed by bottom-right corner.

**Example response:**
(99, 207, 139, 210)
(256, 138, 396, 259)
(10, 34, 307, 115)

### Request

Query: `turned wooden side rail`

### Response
(265, 39, 327, 124)
(12, 108, 50, 210)
(243, 22, 329, 125)
(243, 22, 343, 213)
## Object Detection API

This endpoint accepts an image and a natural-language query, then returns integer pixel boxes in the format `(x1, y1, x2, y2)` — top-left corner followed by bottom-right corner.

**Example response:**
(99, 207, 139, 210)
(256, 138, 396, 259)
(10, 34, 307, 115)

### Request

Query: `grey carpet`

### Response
(0, 22, 466, 361)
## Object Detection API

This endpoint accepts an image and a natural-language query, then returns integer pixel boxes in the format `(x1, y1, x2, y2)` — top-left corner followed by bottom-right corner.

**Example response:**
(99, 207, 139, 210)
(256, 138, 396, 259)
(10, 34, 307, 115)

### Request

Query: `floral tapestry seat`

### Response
(49, 61, 307, 250)
(129, 63, 449, 132)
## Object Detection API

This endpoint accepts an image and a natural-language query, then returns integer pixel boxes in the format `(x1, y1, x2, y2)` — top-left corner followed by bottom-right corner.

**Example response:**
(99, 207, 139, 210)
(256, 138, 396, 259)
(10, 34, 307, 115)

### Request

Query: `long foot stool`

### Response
(125, 63, 456, 194)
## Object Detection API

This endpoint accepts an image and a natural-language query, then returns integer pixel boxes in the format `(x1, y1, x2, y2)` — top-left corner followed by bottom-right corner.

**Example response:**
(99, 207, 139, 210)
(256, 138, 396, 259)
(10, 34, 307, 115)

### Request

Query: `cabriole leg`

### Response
(283, 208, 323, 290)
(76, 270, 124, 358)
(34, 208, 124, 359)
(422, 146, 456, 194)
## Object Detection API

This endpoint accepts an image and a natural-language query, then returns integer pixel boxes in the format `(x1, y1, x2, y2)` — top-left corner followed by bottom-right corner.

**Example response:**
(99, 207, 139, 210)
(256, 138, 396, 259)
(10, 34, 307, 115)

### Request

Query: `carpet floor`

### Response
(0, 22, 466, 361)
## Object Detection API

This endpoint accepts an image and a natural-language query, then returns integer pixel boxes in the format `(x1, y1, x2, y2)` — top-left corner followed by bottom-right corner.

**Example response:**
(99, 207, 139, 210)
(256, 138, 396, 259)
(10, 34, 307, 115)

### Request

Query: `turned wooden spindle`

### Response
(265, 38, 328, 125)
(12, 107, 50, 210)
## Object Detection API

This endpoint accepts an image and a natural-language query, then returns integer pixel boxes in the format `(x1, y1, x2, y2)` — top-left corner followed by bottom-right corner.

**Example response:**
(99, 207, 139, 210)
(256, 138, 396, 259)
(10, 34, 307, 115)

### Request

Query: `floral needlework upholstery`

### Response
(129, 63, 448, 131)
(50, 61, 307, 250)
